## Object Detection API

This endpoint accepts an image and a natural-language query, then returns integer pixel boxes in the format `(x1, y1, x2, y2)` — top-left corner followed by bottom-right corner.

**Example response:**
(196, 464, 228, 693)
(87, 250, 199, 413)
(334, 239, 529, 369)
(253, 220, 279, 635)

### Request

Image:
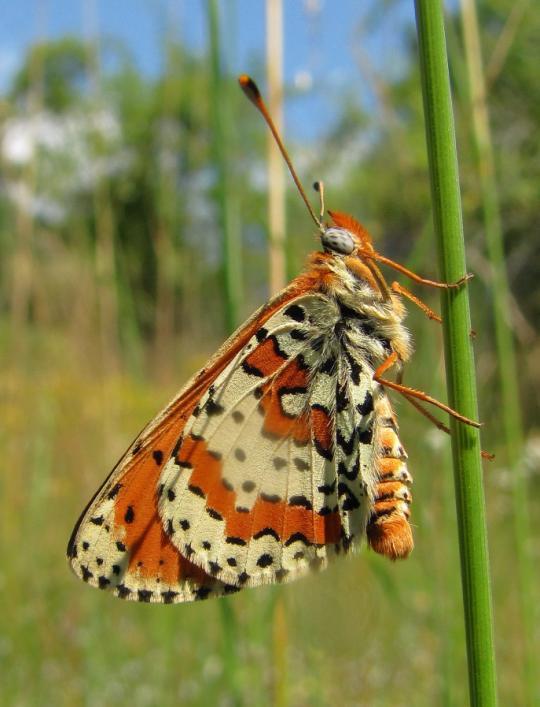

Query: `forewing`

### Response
(159, 294, 378, 587)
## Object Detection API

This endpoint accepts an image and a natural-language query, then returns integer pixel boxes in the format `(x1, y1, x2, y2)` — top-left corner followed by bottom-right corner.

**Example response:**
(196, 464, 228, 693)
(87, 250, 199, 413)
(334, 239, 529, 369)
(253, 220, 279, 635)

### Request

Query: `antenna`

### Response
(313, 181, 325, 223)
(238, 74, 323, 232)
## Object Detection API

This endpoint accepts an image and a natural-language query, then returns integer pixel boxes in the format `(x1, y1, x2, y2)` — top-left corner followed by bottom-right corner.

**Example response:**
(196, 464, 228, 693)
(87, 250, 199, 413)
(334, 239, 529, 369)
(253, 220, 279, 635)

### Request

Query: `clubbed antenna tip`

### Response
(238, 73, 322, 231)
(238, 74, 261, 105)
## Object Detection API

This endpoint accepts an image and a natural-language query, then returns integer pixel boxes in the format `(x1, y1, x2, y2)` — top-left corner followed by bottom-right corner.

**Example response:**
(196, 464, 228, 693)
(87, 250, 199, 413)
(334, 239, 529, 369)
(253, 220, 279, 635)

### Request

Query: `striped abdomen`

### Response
(366, 406, 413, 560)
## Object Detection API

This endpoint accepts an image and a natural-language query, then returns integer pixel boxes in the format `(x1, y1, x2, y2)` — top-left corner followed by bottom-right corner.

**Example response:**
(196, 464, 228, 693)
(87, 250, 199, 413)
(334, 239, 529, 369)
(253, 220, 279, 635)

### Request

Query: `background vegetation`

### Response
(1, 1, 538, 705)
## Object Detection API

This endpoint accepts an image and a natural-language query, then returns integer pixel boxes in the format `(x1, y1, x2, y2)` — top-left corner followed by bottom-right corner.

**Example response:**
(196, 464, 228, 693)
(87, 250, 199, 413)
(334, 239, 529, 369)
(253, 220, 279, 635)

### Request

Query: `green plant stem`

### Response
(219, 599, 243, 706)
(208, 0, 242, 333)
(459, 2, 536, 701)
(413, 2, 498, 706)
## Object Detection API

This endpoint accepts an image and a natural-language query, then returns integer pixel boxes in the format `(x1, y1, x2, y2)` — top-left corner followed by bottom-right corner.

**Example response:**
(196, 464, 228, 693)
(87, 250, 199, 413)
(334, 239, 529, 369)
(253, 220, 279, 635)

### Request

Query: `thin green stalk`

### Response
(459, 2, 536, 701)
(413, 2, 498, 706)
(208, 0, 242, 333)
(219, 600, 242, 706)
(207, 4, 243, 703)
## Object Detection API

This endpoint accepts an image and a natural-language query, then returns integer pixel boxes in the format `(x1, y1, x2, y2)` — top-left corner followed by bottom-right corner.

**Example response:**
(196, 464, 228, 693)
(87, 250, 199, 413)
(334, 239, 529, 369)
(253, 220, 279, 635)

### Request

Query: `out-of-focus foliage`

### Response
(11, 37, 90, 112)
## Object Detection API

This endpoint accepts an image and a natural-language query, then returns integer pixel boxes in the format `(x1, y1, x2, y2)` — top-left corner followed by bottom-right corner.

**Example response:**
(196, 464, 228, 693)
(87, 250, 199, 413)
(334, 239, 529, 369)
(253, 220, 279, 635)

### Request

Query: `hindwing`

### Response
(158, 293, 382, 587)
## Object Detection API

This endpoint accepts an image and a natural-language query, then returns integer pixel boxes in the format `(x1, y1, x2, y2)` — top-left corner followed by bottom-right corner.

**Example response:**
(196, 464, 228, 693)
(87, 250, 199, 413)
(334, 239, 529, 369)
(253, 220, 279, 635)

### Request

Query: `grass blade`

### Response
(413, 1, 498, 704)
(208, 0, 242, 333)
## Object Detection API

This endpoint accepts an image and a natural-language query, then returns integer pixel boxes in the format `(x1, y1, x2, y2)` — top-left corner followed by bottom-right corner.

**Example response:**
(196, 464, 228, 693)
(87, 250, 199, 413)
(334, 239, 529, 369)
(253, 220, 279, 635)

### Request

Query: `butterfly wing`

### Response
(158, 292, 381, 587)
(68, 276, 411, 602)
(67, 282, 308, 602)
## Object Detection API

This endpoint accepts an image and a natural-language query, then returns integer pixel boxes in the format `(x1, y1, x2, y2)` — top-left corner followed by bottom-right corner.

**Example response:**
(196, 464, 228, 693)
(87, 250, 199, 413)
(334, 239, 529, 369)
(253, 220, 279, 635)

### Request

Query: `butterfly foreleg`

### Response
(390, 281, 442, 323)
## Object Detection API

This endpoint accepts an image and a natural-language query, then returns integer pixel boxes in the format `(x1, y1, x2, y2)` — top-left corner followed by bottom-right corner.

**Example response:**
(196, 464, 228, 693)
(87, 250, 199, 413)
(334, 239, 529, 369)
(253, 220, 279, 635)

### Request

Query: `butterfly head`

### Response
(321, 210, 374, 257)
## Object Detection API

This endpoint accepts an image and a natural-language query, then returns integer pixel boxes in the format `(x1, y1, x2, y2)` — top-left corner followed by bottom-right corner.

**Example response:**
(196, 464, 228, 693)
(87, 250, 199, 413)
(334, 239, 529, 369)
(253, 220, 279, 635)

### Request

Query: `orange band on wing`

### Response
(114, 415, 210, 585)
(257, 359, 311, 444)
(180, 434, 341, 546)
(244, 336, 288, 376)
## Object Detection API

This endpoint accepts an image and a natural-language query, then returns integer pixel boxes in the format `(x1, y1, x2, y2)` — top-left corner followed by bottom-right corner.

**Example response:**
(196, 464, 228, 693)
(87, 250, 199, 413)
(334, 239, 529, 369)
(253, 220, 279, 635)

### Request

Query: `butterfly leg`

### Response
(358, 248, 473, 289)
(401, 392, 494, 460)
(390, 282, 442, 323)
(373, 352, 481, 428)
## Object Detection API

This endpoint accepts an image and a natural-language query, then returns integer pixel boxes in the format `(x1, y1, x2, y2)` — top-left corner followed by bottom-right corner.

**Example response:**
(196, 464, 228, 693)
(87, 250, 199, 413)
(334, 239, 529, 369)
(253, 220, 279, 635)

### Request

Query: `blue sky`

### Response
(0, 1, 416, 140)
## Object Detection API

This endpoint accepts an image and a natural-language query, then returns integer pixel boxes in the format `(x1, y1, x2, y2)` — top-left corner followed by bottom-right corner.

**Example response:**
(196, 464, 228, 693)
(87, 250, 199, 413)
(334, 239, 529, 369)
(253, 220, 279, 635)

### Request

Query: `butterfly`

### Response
(67, 75, 479, 604)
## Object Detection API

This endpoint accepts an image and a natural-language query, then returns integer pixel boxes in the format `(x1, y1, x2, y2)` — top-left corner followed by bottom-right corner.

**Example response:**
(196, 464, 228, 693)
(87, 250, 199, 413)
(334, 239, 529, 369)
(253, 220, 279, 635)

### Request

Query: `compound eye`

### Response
(321, 227, 355, 255)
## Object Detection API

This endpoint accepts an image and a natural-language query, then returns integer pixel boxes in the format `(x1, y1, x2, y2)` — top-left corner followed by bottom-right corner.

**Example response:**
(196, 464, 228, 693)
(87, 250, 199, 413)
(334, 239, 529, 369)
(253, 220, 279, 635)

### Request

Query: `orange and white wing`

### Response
(158, 293, 380, 588)
(67, 284, 395, 602)
(67, 283, 307, 603)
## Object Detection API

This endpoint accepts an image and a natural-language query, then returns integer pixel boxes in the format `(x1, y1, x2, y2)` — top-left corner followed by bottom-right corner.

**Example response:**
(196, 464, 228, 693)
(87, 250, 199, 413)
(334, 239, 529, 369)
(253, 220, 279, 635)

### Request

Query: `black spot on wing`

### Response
(338, 457, 360, 482)
(226, 536, 247, 546)
(290, 329, 307, 341)
(314, 438, 333, 461)
(357, 391, 374, 416)
(81, 565, 93, 582)
(234, 448, 246, 462)
(162, 590, 179, 604)
(172, 435, 184, 459)
(188, 485, 205, 499)
(338, 482, 360, 510)
(319, 354, 336, 375)
(107, 483, 122, 500)
(261, 493, 281, 504)
(205, 399, 225, 416)
(285, 532, 312, 547)
(358, 425, 373, 444)
(195, 586, 212, 601)
(336, 382, 350, 413)
(152, 449, 164, 465)
(318, 480, 336, 495)
(256, 553, 274, 568)
(253, 527, 280, 541)
(238, 571, 250, 585)
(344, 349, 363, 385)
(289, 495, 313, 510)
(222, 478, 234, 492)
(242, 360, 265, 377)
(284, 303, 305, 322)
(336, 429, 356, 456)
(207, 508, 223, 521)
